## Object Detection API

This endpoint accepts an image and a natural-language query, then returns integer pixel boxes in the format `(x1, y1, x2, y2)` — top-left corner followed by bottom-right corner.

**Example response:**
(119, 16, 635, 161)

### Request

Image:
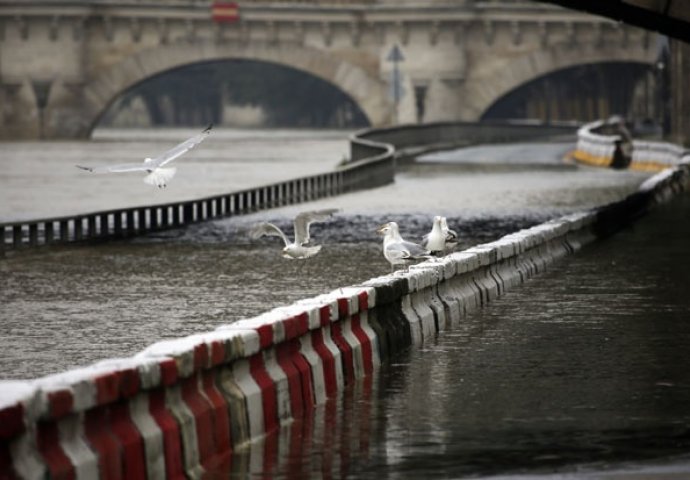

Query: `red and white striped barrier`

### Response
(2, 162, 689, 479)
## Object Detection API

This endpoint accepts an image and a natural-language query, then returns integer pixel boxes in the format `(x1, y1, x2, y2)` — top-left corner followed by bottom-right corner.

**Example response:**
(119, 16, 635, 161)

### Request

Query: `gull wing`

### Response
(293, 208, 339, 245)
(75, 163, 149, 174)
(386, 240, 430, 260)
(385, 243, 412, 262)
(249, 222, 290, 247)
(151, 124, 213, 168)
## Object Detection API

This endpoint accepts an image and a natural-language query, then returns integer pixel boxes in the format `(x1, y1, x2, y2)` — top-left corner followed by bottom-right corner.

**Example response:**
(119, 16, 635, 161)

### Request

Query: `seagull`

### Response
(76, 124, 213, 188)
(249, 209, 339, 259)
(423, 216, 458, 255)
(441, 217, 459, 250)
(376, 221, 431, 272)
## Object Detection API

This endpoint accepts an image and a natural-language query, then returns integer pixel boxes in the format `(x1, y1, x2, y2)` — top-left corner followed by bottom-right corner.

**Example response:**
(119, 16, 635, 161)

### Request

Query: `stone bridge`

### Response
(0, 0, 656, 139)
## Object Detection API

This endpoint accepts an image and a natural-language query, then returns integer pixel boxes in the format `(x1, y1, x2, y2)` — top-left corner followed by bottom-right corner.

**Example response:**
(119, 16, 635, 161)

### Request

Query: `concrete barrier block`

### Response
(353, 310, 381, 371)
(409, 265, 445, 329)
(332, 285, 376, 312)
(448, 251, 480, 274)
(127, 392, 167, 480)
(306, 293, 339, 322)
(308, 325, 345, 398)
(490, 238, 518, 260)
(261, 348, 293, 427)
(463, 245, 495, 266)
(1, 382, 47, 480)
(219, 314, 286, 351)
(473, 268, 498, 305)
(297, 334, 328, 406)
(436, 279, 462, 326)
(56, 413, 100, 479)
(138, 337, 210, 379)
(34, 367, 104, 417)
(499, 233, 526, 255)
(224, 359, 264, 444)
(496, 258, 520, 289)
(399, 295, 423, 345)
(6, 427, 48, 480)
(362, 275, 409, 306)
(639, 167, 679, 192)
(437, 257, 457, 280)
(0, 382, 39, 439)
(212, 328, 261, 362)
(290, 301, 324, 330)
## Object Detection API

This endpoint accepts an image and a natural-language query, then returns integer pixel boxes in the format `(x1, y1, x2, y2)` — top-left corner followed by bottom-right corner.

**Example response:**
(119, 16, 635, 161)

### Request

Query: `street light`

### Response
(31, 80, 53, 140)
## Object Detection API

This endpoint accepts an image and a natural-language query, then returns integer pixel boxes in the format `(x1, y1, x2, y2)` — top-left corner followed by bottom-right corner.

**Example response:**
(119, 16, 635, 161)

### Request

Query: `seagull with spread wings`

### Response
(76, 124, 213, 188)
(249, 209, 339, 259)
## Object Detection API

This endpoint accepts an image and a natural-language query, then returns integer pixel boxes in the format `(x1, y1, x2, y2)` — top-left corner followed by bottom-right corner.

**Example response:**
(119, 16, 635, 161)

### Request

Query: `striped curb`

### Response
(1, 162, 688, 479)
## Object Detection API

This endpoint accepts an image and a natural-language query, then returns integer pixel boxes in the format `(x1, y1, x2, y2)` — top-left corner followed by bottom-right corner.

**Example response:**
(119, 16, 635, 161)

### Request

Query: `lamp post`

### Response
(386, 44, 405, 125)
(31, 80, 52, 139)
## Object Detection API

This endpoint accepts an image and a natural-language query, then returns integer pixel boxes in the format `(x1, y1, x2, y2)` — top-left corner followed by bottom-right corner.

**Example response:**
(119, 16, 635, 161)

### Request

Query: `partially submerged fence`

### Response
(1, 149, 688, 479)
(1, 121, 575, 251)
(0, 149, 393, 251)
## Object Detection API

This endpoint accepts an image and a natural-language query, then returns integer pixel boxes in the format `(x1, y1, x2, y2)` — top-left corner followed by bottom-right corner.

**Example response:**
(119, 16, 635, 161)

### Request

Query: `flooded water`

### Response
(0, 128, 350, 222)
(0, 133, 651, 379)
(5, 130, 686, 477)
(210, 192, 690, 480)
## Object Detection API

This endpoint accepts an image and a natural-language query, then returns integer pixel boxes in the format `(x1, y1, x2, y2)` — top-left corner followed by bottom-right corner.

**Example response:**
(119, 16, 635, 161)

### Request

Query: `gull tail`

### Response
(75, 165, 94, 172)
(144, 167, 176, 188)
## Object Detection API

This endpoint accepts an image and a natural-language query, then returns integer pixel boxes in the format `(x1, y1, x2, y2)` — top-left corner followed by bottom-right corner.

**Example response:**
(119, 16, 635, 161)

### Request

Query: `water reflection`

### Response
(0, 214, 538, 379)
(206, 195, 690, 479)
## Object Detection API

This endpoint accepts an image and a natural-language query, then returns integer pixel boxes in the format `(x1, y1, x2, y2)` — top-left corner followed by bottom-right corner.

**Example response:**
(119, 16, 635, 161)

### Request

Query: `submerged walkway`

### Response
(0, 128, 349, 222)
(352, 192, 690, 479)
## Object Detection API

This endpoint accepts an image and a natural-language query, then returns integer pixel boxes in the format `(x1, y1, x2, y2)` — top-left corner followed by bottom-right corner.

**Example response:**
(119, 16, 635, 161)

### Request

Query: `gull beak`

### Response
(376, 223, 388, 236)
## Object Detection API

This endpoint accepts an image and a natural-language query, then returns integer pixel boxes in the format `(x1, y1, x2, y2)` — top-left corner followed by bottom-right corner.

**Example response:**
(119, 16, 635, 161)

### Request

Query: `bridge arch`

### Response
(460, 45, 656, 121)
(480, 61, 655, 122)
(81, 42, 389, 135)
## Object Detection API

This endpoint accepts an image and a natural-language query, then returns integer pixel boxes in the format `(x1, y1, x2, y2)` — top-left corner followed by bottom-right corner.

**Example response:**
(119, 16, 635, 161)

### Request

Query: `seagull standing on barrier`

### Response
(76, 124, 213, 188)
(249, 209, 339, 259)
(377, 221, 431, 272)
(423, 215, 458, 255)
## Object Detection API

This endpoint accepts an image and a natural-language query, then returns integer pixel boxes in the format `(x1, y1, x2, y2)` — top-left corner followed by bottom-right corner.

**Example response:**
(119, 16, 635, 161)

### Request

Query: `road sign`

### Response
(386, 44, 405, 63)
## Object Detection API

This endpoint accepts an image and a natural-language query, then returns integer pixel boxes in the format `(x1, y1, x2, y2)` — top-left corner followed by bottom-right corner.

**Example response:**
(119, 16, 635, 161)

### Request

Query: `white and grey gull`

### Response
(76, 124, 213, 188)
(423, 215, 458, 255)
(249, 209, 339, 259)
(377, 221, 432, 272)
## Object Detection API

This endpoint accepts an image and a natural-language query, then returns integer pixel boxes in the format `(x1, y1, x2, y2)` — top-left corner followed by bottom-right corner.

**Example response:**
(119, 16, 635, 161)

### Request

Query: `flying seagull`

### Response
(76, 124, 213, 188)
(249, 209, 339, 259)
(377, 221, 431, 272)
(423, 215, 458, 255)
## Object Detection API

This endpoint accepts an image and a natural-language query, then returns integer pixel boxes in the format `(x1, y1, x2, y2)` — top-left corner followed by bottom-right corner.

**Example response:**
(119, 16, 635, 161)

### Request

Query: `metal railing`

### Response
(1, 136, 393, 250)
(1, 120, 573, 251)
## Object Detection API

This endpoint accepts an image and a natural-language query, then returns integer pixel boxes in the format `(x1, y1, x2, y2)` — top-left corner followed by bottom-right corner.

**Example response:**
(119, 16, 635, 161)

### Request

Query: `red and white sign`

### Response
(212, 1, 239, 23)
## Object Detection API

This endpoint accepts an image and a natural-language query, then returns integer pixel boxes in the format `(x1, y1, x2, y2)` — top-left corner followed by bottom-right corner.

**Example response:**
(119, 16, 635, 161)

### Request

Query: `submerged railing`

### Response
(1, 121, 574, 251)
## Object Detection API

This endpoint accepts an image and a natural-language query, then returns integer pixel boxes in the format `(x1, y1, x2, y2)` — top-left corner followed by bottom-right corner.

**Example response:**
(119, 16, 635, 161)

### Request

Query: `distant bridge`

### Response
(0, 0, 656, 139)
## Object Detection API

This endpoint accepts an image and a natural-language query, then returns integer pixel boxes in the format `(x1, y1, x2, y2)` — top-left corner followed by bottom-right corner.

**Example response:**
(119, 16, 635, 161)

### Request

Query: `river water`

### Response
(4, 129, 688, 478)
